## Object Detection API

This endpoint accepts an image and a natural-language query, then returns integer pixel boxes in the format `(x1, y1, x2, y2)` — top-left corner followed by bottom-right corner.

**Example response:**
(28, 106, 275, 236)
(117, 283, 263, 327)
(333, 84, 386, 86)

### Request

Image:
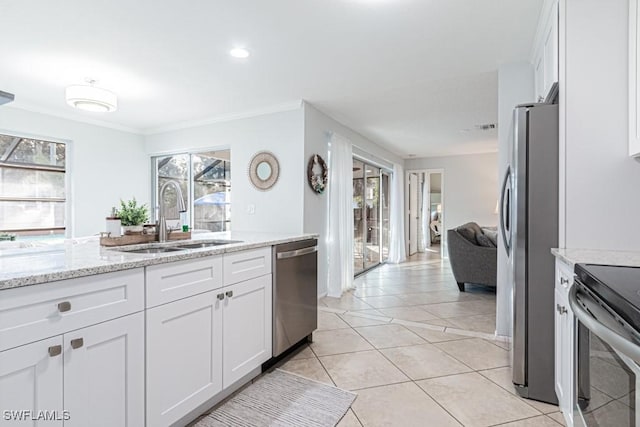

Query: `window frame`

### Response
(0, 129, 73, 238)
(150, 147, 231, 231)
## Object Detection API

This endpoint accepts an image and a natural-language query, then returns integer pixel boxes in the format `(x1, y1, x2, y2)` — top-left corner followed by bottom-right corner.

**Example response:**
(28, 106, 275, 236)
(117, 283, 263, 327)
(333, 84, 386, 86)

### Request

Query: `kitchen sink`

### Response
(120, 247, 186, 254)
(176, 240, 242, 249)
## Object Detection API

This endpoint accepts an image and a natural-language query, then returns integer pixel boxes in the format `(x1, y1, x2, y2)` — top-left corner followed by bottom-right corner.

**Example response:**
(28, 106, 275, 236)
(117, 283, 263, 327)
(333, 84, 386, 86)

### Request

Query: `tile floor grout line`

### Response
(306, 342, 338, 387)
(475, 369, 551, 416)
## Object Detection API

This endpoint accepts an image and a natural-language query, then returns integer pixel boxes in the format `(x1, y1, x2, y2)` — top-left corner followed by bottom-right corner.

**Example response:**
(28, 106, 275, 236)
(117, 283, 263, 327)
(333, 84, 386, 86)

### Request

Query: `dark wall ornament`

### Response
(307, 154, 328, 194)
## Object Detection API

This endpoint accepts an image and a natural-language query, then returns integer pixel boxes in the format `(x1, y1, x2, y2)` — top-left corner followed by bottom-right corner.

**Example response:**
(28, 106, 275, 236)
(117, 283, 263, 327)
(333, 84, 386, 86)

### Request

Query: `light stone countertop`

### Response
(551, 248, 640, 270)
(0, 231, 318, 291)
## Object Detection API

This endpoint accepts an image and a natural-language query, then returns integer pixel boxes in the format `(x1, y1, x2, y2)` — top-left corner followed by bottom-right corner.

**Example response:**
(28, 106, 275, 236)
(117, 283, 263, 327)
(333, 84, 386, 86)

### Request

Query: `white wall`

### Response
(496, 62, 534, 337)
(145, 108, 305, 234)
(303, 103, 403, 296)
(0, 107, 149, 237)
(561, 0, 640, 250)
(405, 153, 499, 238)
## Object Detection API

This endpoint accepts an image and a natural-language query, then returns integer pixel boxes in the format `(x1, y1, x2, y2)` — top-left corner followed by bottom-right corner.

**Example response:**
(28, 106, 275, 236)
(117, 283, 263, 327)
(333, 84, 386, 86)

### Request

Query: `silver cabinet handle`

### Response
(276, 246, 317, 259)
(48, 345, 62, 357)
(556, 304, 567, 315)
(569, 284, 640, 363)
(217, 293, 225, 300)
(226, 290, 233, 298)
(57, 301, 71, 312)
(70, 338, 84, 349)
(560, 277, 569, 285)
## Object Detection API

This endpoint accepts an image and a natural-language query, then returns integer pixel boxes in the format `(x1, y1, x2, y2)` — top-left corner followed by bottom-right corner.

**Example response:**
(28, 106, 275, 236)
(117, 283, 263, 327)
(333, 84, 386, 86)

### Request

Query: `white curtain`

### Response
(388, 163, 407, 264)
(326, 133, 354, 297)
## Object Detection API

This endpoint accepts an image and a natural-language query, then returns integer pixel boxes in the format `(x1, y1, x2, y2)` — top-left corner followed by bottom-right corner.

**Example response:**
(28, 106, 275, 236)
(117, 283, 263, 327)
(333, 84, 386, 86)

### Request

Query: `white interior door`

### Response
(408, 173, 418, 255)
(424, 173, 431, 248)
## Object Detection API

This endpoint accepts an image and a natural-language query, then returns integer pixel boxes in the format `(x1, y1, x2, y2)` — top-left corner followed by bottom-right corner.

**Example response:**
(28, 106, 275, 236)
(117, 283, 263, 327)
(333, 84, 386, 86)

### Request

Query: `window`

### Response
(0, 133, 66, 237)
(152, 150, 231, 232)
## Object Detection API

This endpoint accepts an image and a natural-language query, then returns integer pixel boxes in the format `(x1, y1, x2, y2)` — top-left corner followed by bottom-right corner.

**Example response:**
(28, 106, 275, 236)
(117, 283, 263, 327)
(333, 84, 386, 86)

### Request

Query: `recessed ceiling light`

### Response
(65, 81, 117, 113)
(229, 47, 250, 59)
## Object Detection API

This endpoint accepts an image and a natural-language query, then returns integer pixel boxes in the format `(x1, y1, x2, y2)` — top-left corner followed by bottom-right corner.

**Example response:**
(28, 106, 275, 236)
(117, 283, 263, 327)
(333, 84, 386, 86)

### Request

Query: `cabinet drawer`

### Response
(0, 269, 144, 352)
(146, 255, 223, 308)
(556, 259, 574, 291)
(223, 247, 272, 286)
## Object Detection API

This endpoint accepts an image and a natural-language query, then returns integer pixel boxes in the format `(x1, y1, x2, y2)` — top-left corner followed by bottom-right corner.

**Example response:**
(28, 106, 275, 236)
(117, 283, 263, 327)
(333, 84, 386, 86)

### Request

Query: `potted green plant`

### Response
(116, 198, 149, 234)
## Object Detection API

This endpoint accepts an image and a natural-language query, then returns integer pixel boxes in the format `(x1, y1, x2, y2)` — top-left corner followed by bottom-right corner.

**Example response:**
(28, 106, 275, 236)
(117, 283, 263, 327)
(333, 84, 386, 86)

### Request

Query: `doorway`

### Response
(353, 159, 390, 275)
(406, 169, 444, 258)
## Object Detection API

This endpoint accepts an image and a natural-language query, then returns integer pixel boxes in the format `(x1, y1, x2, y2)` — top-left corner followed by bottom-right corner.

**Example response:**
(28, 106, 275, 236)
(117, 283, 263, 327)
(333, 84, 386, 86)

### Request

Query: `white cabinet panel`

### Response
(630, 0, 640, 156)
(146, 291, 223, 427)
(0, 337, 64, 426)
(146, 256, 223, 308)
(223, 247, 272, 286)
(0, 269, 144, 352)
(63, 313, 144, 427)
(532, 0, 559, 102)
(223, 274, 272, 388)
(554, 260, 574, 427)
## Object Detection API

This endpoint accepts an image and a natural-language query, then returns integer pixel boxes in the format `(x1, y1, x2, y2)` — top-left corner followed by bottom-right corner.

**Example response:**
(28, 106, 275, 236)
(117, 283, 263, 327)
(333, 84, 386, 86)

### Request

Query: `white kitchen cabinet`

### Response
(533, 0, 559, 102)
(0, 336, 64, 426)
(146, 290, 223, 427)
(554, 259, 575, 427)
(222, 274, 272, 388)
(64, 312, 144, 427)
(0, 268, 144, 352)
(630, 0, 640, 156)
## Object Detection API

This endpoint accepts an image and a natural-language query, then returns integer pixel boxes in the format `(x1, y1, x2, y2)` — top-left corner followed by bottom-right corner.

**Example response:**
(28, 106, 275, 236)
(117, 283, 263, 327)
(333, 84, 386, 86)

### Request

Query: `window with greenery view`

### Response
(0, 133, 67, 237)
(152, 150, 231, 232)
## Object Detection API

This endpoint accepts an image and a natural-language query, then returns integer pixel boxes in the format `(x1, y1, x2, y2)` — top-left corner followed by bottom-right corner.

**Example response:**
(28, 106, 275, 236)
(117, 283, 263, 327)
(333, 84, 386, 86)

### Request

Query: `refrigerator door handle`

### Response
(499, 166, 512, 253)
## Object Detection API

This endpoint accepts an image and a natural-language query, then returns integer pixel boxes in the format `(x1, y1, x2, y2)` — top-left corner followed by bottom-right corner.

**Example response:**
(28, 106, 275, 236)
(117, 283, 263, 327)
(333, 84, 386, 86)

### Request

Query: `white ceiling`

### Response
(0, 0, 542, 158)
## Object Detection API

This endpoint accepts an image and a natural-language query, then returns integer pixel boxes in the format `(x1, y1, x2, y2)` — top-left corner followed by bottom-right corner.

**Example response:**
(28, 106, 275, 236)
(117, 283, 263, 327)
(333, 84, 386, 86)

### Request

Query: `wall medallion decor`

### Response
(248, 151, 280, 191)
(307, 154, 328, 194)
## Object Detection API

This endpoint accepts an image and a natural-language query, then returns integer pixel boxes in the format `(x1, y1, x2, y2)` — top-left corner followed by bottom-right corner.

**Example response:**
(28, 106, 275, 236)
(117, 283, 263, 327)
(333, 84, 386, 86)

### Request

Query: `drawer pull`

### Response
(556, 304, 568, 315)
(226, 290, 233, 298)
(560, 277, 569, 285)
(217, 293, 225, 300)
(57, 301, 72, 312)
(48, 345, 62, 357)
(70, 338, 84, 349)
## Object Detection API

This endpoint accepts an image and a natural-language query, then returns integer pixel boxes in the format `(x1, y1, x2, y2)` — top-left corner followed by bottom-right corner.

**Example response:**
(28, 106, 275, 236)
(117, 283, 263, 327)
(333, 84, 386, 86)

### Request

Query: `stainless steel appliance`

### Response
(500, 103, 559, 404)
(0, 90, 14, 105)
(272, 239, 318, 357)
(570, 264, 640, 427)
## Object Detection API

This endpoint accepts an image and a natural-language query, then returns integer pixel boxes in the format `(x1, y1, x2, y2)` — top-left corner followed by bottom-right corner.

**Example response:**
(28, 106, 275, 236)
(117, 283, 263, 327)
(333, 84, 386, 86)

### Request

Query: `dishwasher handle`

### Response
(277, 246, 317, 259)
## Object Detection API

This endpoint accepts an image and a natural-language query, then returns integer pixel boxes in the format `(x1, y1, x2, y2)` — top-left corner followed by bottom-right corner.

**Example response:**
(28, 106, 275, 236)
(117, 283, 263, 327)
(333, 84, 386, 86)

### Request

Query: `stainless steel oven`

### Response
(570, 268, 640, 427)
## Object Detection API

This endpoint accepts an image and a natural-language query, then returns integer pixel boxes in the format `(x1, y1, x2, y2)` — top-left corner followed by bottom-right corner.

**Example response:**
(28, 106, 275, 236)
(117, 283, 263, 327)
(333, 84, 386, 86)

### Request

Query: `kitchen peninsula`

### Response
(0, 231, 317, 427)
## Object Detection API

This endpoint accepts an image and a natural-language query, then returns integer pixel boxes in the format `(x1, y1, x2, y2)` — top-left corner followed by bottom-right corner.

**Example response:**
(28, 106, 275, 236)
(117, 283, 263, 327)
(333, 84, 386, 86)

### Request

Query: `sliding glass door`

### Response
(353, 159, 391, 275)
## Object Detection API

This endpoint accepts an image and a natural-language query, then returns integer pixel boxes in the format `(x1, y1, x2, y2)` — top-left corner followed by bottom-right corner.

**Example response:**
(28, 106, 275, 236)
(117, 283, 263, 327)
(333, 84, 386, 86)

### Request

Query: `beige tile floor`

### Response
(277, 252, 566, 427)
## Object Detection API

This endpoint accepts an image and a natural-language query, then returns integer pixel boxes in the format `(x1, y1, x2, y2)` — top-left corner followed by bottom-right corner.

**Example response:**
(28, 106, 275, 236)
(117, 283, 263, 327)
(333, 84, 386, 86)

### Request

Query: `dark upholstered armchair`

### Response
(447, 223, 497, 292)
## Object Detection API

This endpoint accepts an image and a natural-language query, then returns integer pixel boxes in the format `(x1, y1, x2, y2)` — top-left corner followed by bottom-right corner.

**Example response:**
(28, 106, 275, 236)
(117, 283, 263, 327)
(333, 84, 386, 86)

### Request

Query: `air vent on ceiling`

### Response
(474, 123, 497, 131)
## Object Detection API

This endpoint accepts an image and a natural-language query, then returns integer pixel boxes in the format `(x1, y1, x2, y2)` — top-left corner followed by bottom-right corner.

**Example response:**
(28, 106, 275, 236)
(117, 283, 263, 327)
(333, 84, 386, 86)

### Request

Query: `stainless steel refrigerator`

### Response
(499, 103, 559, 405)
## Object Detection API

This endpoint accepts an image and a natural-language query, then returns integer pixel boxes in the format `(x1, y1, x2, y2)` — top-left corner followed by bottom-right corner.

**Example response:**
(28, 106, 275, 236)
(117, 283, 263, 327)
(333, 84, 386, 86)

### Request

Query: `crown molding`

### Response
(3, 102, 143, 134)
(143, 100, 304, 135)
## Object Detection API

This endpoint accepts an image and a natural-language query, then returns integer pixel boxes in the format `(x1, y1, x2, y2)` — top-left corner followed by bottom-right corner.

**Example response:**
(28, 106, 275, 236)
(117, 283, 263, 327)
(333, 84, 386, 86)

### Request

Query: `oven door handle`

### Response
(569, 284, 640, 363)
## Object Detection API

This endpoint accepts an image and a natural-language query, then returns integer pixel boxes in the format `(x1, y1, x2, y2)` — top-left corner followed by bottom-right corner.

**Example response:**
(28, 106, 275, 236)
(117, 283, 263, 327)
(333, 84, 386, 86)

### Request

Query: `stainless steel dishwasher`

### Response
(272, 239, 318, 357)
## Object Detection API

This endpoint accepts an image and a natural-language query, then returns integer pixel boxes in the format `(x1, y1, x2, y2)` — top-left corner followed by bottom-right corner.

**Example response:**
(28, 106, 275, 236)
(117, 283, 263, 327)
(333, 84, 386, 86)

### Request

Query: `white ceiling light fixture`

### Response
(229, 47, 250, 59)
(65, 80, 117, 112)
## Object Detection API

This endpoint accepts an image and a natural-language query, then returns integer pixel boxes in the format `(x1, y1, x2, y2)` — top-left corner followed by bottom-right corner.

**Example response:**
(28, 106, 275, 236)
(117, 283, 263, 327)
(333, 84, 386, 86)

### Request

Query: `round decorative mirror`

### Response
(248, 151, 280, 191)
(256, 162, 272, 180)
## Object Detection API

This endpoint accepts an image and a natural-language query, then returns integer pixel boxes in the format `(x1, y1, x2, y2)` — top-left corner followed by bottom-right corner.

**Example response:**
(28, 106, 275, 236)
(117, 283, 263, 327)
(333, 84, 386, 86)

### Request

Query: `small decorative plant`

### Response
(116, 198, 149, 226)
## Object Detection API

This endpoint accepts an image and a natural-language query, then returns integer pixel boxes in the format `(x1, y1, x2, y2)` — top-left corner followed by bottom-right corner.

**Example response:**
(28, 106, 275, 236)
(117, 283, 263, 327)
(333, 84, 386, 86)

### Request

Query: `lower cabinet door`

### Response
(63, 312, 144, 427)
(0, 337, 64, 426)
(223, 274, 272, 388)
(146, 291, 223, 427)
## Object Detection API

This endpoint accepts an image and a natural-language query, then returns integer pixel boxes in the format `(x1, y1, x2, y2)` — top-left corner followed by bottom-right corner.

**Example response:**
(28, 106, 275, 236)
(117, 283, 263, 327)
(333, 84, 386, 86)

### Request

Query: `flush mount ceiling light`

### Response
(229, 47, 250, 59)
(65, 80, 117, 112)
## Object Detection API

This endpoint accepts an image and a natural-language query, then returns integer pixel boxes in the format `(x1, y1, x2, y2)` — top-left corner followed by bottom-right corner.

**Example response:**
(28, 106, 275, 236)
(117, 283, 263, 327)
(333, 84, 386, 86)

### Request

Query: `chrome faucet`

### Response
(158, 180, 187, 242)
